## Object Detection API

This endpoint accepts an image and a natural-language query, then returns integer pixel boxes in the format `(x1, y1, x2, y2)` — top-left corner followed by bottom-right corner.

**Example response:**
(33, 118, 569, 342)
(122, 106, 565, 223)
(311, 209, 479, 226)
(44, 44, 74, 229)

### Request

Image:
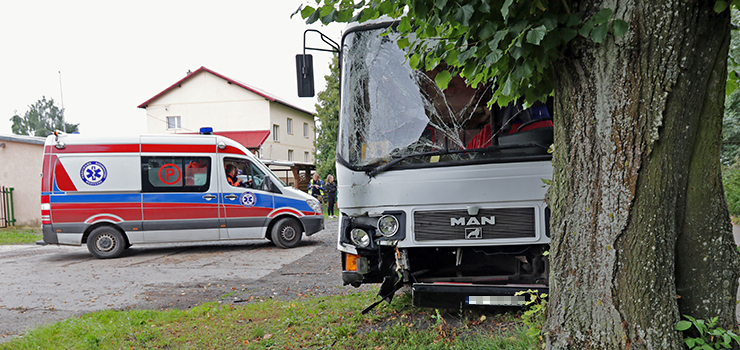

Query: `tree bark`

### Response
(546, 1, 740, 348)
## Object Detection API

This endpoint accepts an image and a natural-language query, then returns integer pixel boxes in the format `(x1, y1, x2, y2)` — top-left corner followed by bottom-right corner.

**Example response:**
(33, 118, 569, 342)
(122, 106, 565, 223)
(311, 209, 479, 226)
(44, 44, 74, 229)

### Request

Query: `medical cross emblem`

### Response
(240, 191, 256, 208)
(80, 161, 107, 186)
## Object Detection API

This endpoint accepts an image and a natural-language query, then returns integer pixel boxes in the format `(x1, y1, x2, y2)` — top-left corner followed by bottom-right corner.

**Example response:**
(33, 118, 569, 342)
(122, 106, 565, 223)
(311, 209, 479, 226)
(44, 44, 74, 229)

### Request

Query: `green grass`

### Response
(0, 227, 41, 245)
(0, 291, 537, 350)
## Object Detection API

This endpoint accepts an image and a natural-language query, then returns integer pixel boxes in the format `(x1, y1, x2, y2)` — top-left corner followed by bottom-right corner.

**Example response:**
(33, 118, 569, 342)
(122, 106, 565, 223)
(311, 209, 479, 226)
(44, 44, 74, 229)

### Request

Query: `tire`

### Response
(86, 226, 126, 259)
(270, 218, 302, 249)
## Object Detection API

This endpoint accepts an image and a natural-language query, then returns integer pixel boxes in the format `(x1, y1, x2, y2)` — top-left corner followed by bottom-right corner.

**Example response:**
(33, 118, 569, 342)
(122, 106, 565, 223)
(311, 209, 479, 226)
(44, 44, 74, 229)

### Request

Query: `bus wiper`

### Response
(364, 142, 549, 178)
(365, 149, 449, 178)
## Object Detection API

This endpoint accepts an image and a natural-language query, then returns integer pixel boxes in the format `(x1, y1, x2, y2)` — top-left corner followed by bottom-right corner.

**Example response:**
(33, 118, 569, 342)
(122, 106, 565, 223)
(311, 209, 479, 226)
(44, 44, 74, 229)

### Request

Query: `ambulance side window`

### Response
(141, 156, 211, 192)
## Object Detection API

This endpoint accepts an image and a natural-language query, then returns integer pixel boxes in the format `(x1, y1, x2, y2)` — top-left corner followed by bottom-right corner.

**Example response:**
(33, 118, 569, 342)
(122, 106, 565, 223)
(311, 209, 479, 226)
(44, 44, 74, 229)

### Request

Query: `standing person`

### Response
(308, 172, 324, 201)
(324, 175, 337, 218)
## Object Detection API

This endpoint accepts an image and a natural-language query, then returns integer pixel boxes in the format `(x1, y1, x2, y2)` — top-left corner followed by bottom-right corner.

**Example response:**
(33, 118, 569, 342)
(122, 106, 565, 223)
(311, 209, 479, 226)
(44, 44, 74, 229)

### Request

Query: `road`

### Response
(0, 219, 359, 342)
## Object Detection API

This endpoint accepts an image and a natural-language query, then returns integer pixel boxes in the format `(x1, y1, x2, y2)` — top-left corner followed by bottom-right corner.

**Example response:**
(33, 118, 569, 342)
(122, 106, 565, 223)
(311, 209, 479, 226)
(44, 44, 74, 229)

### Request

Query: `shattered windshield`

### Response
(338, 26, 553, 170)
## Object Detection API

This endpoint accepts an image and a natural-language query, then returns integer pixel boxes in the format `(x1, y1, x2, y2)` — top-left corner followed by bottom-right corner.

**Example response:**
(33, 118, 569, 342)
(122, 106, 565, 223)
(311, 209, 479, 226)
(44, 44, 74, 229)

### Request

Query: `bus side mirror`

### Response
(296, 54, 315, 97)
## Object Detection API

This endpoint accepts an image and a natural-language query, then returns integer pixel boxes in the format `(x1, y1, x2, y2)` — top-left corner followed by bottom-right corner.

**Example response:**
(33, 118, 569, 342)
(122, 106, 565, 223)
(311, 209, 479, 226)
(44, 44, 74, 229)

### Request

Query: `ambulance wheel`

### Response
(87, 226, 125, 259)
(271, 218, 302, 249)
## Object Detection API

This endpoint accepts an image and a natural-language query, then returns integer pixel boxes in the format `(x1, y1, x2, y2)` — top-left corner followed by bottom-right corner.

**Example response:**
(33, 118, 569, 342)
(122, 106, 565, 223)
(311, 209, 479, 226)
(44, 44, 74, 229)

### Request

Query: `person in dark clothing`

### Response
(226, 164, 242, 187)
(325, 174, 337, 218)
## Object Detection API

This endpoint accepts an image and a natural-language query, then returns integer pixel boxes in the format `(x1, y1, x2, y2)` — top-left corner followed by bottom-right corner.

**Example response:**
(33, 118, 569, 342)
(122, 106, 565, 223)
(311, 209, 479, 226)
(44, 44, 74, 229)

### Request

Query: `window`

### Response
(304, 151, 309, 162)
(303, 122, 309, 138)
(141, 156, 211, 192)
(273, 124, 280, 142)
(288, 149, 294, 161)
(287, 118, 293, 135)
(166, 116, 181, 130)
(224, 157, 272, 191)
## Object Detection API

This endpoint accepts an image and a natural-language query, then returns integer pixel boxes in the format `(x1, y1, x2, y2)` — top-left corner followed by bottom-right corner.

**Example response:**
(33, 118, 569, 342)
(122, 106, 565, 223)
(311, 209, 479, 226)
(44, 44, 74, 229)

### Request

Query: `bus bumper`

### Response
(411, 283, 548, 309)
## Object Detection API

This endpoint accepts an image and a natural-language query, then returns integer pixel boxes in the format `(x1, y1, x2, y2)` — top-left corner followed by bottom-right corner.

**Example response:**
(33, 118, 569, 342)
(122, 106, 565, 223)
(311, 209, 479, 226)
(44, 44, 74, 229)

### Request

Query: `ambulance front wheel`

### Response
(271, 218, 302, 249)
(87, 226, 126, 259)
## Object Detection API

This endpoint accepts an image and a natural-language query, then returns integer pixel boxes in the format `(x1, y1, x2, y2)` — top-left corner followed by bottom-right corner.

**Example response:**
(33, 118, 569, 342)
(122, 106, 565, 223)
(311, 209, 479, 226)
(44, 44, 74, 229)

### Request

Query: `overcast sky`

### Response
(0, 0, 343, 136)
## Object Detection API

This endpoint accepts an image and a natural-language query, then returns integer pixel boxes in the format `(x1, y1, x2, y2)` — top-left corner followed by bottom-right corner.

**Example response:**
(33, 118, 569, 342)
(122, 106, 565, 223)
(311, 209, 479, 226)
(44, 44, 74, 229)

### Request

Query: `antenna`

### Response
(58, 71, 66, 133)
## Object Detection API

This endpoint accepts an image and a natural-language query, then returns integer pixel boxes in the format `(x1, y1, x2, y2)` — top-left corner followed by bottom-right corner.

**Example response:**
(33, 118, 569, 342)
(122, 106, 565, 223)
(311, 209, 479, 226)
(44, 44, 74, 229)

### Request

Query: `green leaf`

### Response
(685, 338, 696, 348)
(592, 8, 613, 24)
(676, 320, 693, 331)
(502, 76, 513, 96)
(337, 9, 353, 22)
(478, 22, 497, 40)
(579, 21, 595, 37)
(591, 24, 608, 43)
(301, 5, 316, 19)
(526, 25, 547, 45)
(319, 5, 334, 17)
(479, 1, 491, 13)
(435, 0, 447, 9)
(397, 37, 410, 49)
(320, 9, 338, 24)
(455, 4, 475, 26)
(560, 28, 578, 43)
(409, 53, 421, 69)
(715, 1, 729, 13)
(435, 70, 452, 90)
(398, 16, 412, 32)
(458, 47, 477, 63)
(612, 19, 629, 37)
(378, 0, 393, 14)
(566, 14, 581, 27)
(486, 50, 503, 65)
(501, 0, 514, 20)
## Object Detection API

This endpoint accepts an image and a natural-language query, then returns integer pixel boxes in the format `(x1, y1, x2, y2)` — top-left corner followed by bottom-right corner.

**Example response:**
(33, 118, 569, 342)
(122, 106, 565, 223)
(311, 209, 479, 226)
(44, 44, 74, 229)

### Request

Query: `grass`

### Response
(0, 227, 41, 245)
(0, 291, 537, 350)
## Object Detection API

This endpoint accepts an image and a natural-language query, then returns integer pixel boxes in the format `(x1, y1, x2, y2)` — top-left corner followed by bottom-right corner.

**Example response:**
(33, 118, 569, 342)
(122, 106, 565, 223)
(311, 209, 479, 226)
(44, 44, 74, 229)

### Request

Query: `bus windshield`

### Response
(338, 27, 554, 173)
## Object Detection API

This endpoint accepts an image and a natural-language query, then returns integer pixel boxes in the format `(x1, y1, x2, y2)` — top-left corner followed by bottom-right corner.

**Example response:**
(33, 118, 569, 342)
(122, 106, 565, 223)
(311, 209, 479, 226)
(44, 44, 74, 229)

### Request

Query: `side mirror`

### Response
(296, 54, 315, 97)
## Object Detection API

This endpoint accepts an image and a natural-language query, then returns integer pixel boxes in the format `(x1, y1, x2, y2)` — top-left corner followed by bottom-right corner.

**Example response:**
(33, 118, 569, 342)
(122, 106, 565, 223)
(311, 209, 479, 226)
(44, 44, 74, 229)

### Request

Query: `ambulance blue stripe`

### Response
(274, 196, 312, 212)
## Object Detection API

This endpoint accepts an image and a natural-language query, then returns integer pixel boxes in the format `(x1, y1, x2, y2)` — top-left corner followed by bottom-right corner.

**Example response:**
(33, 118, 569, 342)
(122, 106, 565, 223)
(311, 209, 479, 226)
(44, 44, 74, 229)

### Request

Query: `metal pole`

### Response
(7, 188, 14, 226)
(59, 71, 66, 133)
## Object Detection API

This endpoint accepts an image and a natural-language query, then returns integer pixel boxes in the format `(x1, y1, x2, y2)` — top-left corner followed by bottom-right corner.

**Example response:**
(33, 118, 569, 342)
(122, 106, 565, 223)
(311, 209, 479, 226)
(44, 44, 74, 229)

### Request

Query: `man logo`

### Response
(450, 216, 496, 226)
(465, 227, 483, 239)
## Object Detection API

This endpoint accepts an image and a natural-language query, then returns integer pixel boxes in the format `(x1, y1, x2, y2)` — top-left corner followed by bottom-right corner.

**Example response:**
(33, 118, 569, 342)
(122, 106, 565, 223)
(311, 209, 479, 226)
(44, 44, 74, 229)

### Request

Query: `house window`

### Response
(304, 151, 309, 162)
(167, 116, 181, 130)
(287, 118, 293, 135)
(273, 124, 279, 142)
(303, 122, 309, 138)
(288, 149, 294, 161)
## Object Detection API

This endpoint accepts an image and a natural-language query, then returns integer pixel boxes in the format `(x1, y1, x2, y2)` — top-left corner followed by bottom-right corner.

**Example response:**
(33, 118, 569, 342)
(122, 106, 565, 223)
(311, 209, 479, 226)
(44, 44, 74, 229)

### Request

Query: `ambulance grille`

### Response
(414, 208, 536, 241)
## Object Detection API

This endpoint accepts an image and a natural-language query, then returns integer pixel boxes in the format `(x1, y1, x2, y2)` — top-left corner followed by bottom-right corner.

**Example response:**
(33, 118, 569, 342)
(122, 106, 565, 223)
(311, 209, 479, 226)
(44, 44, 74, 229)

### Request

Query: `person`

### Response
(324, 175, 337, 218)
(308, 172, 324, 201)
(226, 164, 242, 187)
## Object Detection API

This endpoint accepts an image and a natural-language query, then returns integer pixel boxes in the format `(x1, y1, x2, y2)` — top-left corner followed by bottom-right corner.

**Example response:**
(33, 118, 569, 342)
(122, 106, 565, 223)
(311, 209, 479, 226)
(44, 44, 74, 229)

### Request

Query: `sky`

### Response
(0, 0, 343, 136)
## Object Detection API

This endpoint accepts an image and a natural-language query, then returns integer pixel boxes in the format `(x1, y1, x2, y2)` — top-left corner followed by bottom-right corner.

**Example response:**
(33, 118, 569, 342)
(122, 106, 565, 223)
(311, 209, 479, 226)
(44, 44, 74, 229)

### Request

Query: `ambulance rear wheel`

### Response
(87, 226, 125, 259)
(271, 218, 302, 249)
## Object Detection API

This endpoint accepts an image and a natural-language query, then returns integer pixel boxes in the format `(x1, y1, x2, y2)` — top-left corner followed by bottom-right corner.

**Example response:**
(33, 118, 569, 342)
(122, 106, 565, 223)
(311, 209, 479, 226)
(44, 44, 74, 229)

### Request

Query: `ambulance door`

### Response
(140, 155, 221, 242)
(219, 156, 274, 239)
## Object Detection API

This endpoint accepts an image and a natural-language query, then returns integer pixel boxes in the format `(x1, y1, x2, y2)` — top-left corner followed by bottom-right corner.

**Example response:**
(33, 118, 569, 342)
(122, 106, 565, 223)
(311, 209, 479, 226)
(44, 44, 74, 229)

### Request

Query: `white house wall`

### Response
(0, 139, 43, 227)
(145, 71, 271, 133)
(263, 103, 315, 162)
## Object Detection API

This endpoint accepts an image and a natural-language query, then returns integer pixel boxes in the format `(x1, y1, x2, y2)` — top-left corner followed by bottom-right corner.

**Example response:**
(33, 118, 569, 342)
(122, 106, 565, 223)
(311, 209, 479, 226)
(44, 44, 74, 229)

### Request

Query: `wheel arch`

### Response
(265, 214, 304, 239)
(82, 222, 129, 247)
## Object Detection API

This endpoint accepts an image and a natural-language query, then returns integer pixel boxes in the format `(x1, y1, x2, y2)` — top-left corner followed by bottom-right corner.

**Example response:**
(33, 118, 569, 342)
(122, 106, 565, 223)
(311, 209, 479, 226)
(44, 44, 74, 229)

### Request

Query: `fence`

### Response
(0, 186, 15, 228)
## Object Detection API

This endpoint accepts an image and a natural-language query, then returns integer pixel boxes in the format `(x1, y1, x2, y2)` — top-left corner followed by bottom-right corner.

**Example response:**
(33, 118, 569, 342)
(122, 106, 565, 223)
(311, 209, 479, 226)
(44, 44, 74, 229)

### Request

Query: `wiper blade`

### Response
(364, 142, 549, 178)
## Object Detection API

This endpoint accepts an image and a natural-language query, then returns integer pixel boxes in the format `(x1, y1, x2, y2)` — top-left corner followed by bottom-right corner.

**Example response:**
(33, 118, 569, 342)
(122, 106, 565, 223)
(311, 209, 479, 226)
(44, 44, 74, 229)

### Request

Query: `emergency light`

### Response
(199, 127, 214, 135)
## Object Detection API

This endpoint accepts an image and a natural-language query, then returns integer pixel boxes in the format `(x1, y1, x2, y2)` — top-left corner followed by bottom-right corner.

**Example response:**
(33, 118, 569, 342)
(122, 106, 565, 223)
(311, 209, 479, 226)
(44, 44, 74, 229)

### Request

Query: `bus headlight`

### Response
(377, 215, 399, 237)
(307, 198, 322, 214)
(350, 228, 371, 247)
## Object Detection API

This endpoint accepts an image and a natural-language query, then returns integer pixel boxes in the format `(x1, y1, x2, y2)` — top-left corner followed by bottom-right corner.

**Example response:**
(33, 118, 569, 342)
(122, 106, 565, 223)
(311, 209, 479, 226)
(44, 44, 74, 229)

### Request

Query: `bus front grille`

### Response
(414, 208, 536, 241)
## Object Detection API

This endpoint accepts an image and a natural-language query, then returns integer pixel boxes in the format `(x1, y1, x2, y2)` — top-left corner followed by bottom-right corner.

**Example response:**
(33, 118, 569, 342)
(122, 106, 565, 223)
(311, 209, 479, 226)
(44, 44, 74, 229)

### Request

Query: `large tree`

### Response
(314, 55, 341, 181)
(10, 96, 78, 136)
(300, 0, 740, 348)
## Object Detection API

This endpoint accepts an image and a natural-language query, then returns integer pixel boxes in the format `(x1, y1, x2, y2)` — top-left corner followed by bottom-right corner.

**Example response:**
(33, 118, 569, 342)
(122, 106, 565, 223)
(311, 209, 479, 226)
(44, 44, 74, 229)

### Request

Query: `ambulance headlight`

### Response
(377, 215, 399, 237)
(307, 198, 322, 214)
(350, 228, 371, 247)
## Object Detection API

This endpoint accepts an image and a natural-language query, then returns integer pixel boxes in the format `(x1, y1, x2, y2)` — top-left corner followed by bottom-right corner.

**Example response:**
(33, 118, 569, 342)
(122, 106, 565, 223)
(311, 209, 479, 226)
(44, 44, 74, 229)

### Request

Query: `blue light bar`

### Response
(200, 127, 213, 135)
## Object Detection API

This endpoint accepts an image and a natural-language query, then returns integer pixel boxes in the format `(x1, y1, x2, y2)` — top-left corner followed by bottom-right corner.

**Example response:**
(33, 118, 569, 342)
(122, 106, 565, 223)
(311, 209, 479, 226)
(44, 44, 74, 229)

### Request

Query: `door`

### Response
(219, 156, 274, 239)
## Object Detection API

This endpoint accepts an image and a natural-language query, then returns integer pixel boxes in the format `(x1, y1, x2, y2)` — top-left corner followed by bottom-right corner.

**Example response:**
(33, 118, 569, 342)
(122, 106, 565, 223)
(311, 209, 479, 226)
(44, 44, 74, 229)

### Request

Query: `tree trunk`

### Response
(546, 1, 740, 348)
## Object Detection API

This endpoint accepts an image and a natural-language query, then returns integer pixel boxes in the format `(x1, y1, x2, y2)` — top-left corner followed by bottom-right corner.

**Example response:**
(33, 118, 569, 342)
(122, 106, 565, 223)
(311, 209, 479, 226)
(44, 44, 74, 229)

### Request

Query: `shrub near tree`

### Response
(299, 1, 740, 348)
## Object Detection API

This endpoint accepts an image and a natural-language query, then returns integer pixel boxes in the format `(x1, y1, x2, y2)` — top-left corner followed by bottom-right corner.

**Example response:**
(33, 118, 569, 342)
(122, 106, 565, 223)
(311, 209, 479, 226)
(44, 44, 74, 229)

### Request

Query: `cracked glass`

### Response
(338, 27, 554, 172)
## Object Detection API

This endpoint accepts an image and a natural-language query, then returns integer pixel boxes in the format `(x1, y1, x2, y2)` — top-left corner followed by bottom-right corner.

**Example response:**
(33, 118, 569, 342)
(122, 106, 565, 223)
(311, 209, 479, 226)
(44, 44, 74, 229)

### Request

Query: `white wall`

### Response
(0, 138, 44, 227)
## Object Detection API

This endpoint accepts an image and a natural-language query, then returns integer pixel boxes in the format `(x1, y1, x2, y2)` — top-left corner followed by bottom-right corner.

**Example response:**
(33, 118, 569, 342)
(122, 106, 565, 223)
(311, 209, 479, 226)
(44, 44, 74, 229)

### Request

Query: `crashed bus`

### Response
(298, 19, 552, 308)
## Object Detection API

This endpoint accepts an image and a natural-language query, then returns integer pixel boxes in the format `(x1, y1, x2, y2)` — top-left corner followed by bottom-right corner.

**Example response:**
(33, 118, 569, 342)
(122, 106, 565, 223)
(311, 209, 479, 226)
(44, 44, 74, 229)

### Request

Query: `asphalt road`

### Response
(0, 218, 368, 343)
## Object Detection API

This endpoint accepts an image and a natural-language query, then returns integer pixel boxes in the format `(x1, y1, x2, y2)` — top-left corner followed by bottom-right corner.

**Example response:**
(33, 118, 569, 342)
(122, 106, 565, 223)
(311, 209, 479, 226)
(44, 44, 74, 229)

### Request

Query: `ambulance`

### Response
(38, 128, 324, 259)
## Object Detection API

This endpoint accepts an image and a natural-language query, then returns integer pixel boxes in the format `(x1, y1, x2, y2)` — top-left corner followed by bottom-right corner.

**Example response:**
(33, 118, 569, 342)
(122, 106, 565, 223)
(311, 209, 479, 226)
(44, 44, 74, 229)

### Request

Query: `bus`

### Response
(298, 19, 552, 309)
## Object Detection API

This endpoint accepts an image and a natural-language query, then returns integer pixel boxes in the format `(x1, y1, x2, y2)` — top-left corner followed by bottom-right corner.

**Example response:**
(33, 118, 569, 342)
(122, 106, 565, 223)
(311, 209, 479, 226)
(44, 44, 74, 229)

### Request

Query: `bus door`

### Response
(219, 156, 274, 239)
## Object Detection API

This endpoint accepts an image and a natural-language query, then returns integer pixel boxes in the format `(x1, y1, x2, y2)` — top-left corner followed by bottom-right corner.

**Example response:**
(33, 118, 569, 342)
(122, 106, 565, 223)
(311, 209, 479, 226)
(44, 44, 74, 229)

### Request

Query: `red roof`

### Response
(212, 130, 270, 149)
(137, 66, 313, 115)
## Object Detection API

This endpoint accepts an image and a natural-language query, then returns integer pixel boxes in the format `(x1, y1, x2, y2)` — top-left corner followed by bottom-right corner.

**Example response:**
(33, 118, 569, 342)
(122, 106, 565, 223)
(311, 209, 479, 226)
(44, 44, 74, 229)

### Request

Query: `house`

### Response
(137, 67, 316, 186)
(0, 134, 45, 227)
